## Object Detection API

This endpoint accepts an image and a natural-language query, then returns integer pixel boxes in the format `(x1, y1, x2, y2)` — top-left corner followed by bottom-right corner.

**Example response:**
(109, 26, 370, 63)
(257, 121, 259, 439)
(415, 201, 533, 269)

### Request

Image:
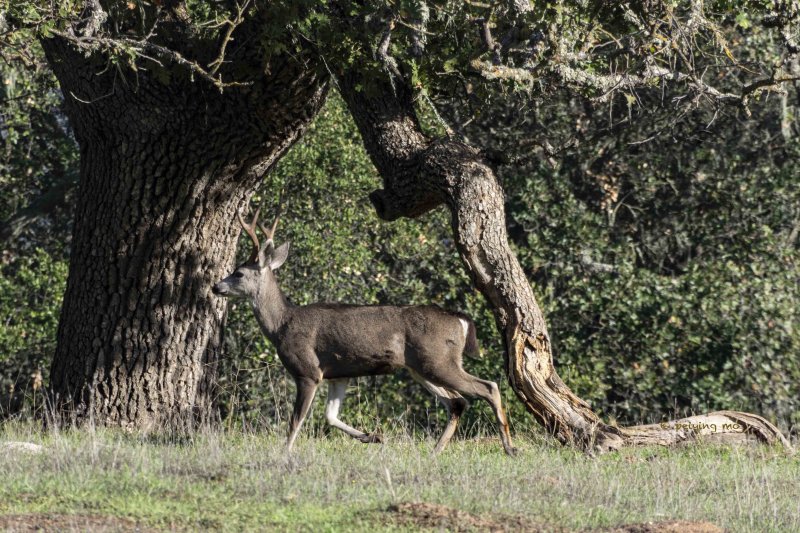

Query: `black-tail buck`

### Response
(212, 206, 517, 456)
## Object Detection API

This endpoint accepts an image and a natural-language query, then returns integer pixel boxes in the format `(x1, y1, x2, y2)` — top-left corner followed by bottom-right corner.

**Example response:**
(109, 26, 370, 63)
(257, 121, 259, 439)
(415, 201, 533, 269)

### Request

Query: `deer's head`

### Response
(212, 206, 289, 299)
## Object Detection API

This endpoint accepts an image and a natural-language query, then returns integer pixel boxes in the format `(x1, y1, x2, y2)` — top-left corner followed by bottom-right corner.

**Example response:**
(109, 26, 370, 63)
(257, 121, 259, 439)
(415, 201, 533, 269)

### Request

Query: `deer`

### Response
(211, 205, 517, 456)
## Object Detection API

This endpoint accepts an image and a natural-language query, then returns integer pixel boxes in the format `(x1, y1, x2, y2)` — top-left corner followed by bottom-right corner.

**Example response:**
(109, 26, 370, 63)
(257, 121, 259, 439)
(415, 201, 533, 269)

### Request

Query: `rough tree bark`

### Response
(337, 71, 791, 452)
(42, 35, 326, 429)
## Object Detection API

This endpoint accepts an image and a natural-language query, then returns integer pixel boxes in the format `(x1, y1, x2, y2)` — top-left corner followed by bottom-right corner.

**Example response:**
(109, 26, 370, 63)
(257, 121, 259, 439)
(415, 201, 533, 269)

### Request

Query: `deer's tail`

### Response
(464, 320, 480, 357)
(452, 311, 480, 358)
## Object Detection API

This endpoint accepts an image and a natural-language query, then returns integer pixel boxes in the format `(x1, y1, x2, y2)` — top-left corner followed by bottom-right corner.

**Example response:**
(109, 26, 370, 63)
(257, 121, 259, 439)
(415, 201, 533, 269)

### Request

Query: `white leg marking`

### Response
(325, 380, 370, 440)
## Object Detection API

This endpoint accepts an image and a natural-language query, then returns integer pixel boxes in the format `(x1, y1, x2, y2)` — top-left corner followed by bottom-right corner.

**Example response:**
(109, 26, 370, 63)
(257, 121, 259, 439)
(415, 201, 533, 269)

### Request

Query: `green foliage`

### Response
(0, 249, 67, 415)
(501, 101, 800, 428)
(0, 38, 78, 246)
(0, 39, 74, 418)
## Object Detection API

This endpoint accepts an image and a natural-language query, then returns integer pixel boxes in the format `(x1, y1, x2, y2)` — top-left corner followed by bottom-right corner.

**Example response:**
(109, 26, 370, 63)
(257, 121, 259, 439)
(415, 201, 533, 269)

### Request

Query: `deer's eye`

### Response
(233, 272, 244, 279)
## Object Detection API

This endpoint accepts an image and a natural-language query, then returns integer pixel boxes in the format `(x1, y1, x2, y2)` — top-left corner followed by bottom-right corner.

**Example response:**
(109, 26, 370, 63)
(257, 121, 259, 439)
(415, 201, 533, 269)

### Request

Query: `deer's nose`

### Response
(212, 283, 227, 296)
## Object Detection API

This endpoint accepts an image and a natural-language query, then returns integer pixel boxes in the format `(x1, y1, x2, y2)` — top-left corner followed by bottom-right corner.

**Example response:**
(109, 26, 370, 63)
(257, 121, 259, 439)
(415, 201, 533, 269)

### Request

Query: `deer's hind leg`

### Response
(411, 371, 468, 455)
(417, 365, 517, 457)
(324, 379, 381, 444)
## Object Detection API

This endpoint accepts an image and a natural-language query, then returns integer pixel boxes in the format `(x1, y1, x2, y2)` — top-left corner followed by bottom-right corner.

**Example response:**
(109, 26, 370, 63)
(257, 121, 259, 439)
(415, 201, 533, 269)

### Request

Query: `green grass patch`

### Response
(1, 422, 798, 532)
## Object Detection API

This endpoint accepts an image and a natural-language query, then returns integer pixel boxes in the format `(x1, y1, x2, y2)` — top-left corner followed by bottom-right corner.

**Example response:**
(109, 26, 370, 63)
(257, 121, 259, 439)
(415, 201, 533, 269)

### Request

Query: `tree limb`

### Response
(207, 0, 251, 76)
(49, 30, 250, 92)
(80, 0, 107, 38)
(376, 18, 401, 78)
(469, 57, 800, 109)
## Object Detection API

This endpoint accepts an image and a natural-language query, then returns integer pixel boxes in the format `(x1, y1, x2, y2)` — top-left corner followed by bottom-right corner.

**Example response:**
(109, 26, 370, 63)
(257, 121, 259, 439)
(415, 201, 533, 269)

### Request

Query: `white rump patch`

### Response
(458, 318, 469, 340)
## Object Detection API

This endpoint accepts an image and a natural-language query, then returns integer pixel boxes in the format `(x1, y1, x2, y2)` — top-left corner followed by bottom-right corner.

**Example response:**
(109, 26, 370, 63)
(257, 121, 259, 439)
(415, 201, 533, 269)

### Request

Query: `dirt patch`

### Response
(387, 502, 563, 532)
(599, 520, 724, 533)
(386, 502, 724, 533)
(0, 514, 157, 532)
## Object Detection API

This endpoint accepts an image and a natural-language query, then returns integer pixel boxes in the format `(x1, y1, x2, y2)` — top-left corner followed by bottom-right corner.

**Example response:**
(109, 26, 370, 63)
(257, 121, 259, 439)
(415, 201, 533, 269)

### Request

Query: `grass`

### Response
(1, 421, 798, 532)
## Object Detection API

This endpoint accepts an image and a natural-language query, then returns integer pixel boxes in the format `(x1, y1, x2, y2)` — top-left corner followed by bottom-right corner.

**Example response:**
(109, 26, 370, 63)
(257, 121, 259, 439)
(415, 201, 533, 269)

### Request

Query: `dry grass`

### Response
(0, 421, 798, 532)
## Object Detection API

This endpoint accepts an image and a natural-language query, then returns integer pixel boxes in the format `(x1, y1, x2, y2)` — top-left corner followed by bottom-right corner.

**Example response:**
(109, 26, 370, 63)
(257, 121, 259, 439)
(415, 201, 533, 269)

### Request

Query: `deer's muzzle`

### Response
(211, 283, 228, 296)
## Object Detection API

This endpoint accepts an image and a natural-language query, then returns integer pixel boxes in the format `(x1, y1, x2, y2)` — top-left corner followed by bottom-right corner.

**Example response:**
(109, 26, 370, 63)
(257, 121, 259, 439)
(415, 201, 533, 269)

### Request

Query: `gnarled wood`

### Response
(622, 411, 792, 448)
(337, 70, 791, 452)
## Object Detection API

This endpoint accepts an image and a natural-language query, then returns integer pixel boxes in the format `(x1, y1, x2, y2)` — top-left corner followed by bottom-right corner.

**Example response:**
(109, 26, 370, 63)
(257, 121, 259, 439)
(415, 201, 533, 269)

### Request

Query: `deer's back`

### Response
(277, 304, 470, 380)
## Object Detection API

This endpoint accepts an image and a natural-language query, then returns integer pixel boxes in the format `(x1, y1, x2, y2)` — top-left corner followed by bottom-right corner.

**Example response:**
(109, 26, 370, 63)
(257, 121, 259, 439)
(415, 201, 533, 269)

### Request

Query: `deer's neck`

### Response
(252, 275, 291, 340)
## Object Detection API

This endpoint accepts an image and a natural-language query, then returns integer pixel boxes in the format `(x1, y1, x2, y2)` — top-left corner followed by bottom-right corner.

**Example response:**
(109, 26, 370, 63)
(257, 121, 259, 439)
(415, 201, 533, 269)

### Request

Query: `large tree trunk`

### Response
(337, 72, 791, 452)
(42, 36, 326, 429)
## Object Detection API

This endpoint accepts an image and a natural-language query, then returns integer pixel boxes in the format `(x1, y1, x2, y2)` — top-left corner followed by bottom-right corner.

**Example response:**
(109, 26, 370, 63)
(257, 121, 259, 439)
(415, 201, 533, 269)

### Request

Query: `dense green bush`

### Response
(506, 159, 800, 429)
(0, 249, 67, 415)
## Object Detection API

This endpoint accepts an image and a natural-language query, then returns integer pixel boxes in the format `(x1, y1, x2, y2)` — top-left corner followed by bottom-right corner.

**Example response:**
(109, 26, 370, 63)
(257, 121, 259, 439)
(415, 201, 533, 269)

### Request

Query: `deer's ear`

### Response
(257, 240, 275, 270)
(269, 242, 290, 270)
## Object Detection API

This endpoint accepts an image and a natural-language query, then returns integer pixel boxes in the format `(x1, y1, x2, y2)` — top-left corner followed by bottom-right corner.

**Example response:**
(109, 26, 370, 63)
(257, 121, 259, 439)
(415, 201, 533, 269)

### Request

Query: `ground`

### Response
(0, 422, 797, 531)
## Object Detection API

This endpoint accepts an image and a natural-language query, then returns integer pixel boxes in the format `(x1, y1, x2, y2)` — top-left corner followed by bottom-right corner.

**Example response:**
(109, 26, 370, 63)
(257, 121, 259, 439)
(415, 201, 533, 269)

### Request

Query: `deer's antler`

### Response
(258, 188, 285, 251)
(238, 205, 262, 264)
(258, 210, 281, 245)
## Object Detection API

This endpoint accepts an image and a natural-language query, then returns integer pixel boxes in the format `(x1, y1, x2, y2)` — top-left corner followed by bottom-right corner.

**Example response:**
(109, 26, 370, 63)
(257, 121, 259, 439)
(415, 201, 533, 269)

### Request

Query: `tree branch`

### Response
(473, 16, 502, 65)
(49, 30, 250, 92)
(80, 0, 107, 38)
(468, 57, 800, 109)
(376, 17, 401, 78)
(207, 0, 250, 76)
(764, 0, 800, 55)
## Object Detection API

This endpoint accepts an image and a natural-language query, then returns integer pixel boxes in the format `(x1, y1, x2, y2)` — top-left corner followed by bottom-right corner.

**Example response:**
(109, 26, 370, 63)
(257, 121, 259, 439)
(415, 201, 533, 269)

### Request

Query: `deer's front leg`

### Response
(286, 377, 319, 452)
(324, 380, 381, 443)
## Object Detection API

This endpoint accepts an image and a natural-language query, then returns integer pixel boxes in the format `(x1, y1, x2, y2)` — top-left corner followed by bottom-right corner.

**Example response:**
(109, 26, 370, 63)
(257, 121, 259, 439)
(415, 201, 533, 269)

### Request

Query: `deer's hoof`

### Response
(504, 446, 519, 457)
(360, 433, 383, 444)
